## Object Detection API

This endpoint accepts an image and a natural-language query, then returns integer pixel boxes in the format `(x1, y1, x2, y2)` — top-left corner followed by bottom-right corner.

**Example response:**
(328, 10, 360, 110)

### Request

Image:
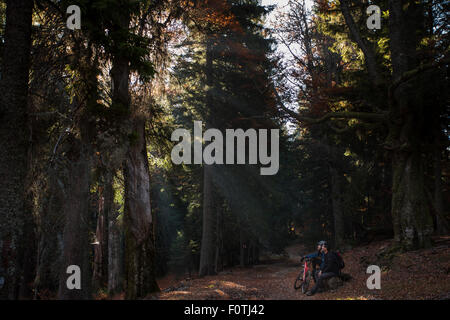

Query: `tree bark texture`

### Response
(124, 119, 159, 298)
(387, 0, 434, 249)
(199, 164, 217, 276)
(0, 0, 33, 299)
(57, 142, 92, 299)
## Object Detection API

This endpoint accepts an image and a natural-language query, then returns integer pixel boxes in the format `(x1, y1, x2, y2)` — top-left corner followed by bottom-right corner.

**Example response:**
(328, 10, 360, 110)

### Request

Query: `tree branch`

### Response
(389, 55, 450, 101)
(340, 0, 382, 86)
(274, 88, 386, 124)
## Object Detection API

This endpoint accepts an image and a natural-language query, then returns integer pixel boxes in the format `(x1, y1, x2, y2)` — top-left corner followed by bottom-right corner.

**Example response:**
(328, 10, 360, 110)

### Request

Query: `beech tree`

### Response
(275, 0, 449, 250)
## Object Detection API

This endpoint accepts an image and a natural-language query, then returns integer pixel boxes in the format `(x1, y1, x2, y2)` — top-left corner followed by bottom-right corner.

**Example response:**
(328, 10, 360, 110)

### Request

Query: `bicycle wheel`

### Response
(293, 271, 304, 290)
(301, 270, 312, 294)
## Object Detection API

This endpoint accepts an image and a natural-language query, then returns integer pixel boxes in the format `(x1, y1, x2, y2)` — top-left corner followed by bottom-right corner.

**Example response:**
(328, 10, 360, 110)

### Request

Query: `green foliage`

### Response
(150, 0, 296, 272)
(62, 0, 156, 80)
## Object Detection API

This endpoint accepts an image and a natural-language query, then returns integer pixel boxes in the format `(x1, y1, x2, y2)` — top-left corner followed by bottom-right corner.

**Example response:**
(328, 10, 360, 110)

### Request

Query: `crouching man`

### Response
(306, 242, 339, 296)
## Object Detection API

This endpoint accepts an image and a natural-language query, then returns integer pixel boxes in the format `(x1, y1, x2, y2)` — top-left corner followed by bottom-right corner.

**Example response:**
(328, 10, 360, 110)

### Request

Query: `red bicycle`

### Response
(294, 257, 314, 293)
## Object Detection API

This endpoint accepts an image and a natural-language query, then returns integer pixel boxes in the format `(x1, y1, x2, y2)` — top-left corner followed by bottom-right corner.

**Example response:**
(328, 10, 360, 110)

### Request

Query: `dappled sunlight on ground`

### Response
(149, 237, 450, 300)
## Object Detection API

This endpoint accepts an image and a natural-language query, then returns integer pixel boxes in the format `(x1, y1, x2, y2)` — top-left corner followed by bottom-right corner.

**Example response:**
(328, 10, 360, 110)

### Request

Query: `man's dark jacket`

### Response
(321, 252, 340, 275)
(304, 251, 325, 269)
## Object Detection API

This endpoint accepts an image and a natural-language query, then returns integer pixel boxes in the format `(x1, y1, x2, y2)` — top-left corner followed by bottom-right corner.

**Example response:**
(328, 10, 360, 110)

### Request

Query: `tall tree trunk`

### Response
(17, 199, 36, 299)
(57, 105, 94, 299)
(199, 34, 217, 277)
(214, 205, 223, 273)
(388, 0, 434, 249)
(57, 138, 92, 299)
(0, 0, 33, 299)
(107, 10, 133, 298)
(33, 171, 64, 299)
(93, 178, 110, 292)
(109, 10, 159, 298)
(17, 114, 36, 299)
(330, 165, 345, 249)
(325, 140, 345, 249)
(123, 118, 159, 298)
(108, 177, 123, 296)
(240, 227, 245, 267)
(199, 164, 217, 276)
(57, 39, 99, 299)
(391, 150, 433, 249)
(433, 134, 448, 235)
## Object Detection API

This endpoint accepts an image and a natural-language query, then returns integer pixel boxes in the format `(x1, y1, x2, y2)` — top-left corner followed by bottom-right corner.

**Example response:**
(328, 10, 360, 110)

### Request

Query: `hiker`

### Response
(306, 243, 340, 296)
(301, 240, 326, 282)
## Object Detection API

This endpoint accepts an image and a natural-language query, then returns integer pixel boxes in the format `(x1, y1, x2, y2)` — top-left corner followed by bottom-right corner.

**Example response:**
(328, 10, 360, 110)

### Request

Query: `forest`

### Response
(0, 0, 448, 300)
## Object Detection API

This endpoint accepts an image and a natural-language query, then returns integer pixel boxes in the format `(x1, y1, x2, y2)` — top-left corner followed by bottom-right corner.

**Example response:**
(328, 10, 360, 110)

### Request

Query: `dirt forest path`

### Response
(150, 238, 450, 300)
(155, 260, 307, 300)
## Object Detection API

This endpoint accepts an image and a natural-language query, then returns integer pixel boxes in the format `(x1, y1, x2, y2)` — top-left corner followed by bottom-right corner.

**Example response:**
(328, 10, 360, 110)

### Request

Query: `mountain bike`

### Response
(294, 257, 314, 293)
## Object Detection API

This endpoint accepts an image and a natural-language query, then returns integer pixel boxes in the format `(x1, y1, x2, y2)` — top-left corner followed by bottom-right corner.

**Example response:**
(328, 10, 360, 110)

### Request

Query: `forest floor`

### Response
(149, 236, 450, 300)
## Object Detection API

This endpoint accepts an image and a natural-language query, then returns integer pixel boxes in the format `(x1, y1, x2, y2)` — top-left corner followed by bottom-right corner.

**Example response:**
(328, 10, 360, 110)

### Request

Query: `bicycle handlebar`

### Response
(301, 257, 312, 262)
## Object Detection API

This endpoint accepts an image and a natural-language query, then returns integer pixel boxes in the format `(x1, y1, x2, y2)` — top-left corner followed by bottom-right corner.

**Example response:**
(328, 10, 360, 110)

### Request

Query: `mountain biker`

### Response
(306, 242, 340, 296)
(301, 240, 326, 281)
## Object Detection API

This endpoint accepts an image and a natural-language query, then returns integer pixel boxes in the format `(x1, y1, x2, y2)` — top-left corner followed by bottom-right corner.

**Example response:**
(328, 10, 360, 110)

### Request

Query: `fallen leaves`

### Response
(150, 237, 450, 300)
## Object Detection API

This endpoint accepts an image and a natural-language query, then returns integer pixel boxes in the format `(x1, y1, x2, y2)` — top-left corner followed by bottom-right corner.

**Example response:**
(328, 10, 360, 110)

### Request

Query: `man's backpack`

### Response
(334, 251, 345, 270)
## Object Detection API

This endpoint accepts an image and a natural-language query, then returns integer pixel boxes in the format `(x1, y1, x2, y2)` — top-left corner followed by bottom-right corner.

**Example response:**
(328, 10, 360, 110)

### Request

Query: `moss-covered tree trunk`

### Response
(108, 176, 123, 296)
(123, 118, 159, 299)
(391, 150, 433, 249)
(0, 0, 33, 300)
(108, 6, 159, 297)
(388, 0, 434, 250)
